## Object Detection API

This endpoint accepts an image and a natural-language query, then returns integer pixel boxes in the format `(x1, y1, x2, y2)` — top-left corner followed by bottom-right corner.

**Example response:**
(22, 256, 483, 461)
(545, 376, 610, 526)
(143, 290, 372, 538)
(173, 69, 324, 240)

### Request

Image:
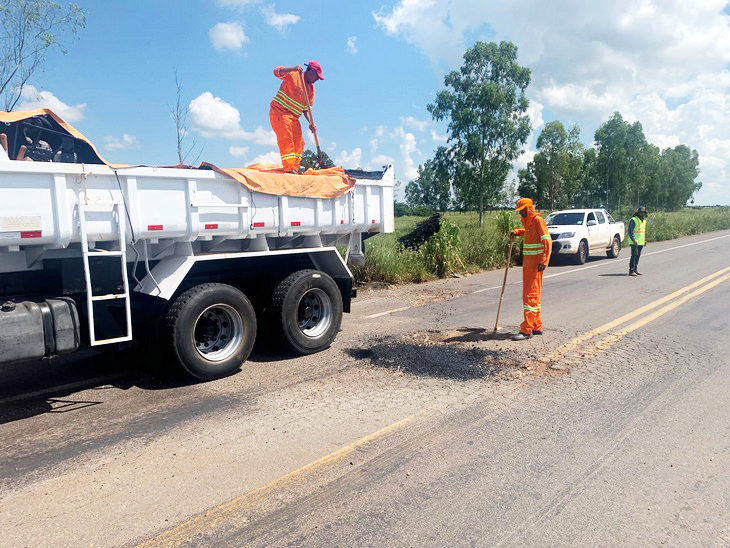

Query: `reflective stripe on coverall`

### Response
(513, 204, 552, 334)
(270, 67, 315, 172)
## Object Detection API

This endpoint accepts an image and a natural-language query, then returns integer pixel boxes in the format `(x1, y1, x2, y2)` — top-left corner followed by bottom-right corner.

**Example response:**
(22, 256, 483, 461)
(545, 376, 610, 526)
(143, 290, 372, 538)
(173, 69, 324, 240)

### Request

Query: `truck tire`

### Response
(606, 235, 621, 258)
(575, 240, 588, 265)
(165, 283, 256, 381)
(272, 269, 343, 355)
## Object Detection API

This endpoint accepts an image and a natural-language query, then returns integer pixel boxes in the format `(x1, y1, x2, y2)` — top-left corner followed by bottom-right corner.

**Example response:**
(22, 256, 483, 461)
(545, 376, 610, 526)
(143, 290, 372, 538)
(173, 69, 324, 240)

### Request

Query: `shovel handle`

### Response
(298, 70, 324, 167)
(494, 239, 513, 333)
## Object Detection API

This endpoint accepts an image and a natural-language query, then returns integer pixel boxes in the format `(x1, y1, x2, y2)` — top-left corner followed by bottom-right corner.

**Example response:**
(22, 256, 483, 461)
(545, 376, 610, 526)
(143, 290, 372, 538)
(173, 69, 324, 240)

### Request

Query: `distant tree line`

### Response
(516, 113, 701, 212)
(405, 40, 702, 217)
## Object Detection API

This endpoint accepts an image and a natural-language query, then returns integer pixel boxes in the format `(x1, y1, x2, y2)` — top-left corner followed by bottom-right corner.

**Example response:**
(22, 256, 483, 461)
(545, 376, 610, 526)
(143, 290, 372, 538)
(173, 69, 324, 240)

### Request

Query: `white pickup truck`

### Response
(544, 208, 625, 264)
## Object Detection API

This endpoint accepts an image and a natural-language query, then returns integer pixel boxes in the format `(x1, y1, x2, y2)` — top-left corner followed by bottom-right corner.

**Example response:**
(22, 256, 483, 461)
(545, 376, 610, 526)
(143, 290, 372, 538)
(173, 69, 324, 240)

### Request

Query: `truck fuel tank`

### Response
(0, 298, 80, 366)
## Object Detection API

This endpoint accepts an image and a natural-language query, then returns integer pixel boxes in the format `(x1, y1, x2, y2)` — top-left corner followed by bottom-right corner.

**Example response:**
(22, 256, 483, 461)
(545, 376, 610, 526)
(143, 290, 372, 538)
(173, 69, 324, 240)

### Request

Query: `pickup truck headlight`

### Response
(558, 232, 575, 239)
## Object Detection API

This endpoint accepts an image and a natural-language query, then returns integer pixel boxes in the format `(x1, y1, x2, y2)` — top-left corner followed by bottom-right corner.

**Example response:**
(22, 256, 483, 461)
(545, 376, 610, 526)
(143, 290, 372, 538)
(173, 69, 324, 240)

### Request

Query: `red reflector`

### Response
(291, 221, 301, 227)
(20, 231, 42, 239)
(253, 222, 265, 228)
(340, 220, 344, 224)
(371, 219, 376, 224)
(148, 225, 163, 231)
(205, 224, 218, 230)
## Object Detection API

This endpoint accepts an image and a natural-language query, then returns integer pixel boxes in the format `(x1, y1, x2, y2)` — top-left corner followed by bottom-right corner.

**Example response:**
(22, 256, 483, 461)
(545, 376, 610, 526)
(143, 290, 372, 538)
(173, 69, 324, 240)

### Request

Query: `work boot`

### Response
(511, 332, 532, 341)
(532, 330, 543, 336)
(635, 271, 643, 275)
(629, 272, 637, 277)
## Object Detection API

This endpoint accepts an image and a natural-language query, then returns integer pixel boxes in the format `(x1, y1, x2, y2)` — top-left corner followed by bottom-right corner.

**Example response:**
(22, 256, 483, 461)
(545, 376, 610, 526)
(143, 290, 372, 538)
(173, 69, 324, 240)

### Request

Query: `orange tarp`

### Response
(201, 163, 355, 199)
(1, 109, 356, 199)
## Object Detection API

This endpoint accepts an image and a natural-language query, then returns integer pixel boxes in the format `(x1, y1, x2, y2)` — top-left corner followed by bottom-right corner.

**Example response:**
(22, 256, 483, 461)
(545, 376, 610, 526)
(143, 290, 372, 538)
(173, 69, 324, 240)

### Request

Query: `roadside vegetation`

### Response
(353, 207, 730, 286)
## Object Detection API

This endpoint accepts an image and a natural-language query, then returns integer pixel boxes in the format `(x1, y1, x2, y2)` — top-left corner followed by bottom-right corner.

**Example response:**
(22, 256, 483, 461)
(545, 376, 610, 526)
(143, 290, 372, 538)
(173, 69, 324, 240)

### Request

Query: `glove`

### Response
(537, 263, 546, 272)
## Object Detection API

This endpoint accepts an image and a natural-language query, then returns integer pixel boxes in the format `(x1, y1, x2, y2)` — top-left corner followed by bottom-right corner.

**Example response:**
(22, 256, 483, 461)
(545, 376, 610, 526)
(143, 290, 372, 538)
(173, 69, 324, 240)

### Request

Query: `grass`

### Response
(352, 207, 730, 286)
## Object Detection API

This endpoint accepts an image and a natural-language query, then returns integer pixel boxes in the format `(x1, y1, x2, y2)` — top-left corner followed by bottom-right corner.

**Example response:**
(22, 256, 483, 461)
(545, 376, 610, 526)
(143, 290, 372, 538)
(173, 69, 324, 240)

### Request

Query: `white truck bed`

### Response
(0, 160, 394, 257)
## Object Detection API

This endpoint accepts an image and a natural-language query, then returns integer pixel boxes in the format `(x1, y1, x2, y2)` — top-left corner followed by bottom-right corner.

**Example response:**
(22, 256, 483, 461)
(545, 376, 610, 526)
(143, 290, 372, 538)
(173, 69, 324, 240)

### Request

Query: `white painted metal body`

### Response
(0, 159, 395, 298)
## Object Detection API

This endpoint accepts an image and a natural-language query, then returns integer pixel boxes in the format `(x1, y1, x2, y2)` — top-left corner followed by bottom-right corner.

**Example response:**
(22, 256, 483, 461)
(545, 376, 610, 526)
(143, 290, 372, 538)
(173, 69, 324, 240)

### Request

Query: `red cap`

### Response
(306, 61, 324, 80)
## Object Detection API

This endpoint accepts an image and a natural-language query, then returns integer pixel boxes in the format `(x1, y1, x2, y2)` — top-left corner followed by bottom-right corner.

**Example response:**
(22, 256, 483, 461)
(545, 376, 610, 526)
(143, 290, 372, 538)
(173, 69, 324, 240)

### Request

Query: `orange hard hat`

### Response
(515, 197, 533, 211)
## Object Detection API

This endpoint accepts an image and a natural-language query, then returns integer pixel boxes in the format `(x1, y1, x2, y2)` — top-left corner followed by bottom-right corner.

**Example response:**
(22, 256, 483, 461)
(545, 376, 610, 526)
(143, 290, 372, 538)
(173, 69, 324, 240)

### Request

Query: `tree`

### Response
(0, 0, 85, 111)
(660, 145, 701, 210)
(171, 68, 199, 165)
(529, 121, 583, 210)
(301, 148, 334, 169)
(405, 146, 451, 211)
(428, 41, 531, 224)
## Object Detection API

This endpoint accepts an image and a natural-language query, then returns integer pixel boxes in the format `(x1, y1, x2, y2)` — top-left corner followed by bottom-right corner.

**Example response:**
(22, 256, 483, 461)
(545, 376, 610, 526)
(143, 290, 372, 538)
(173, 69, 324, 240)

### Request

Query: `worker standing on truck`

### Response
(510, 198, 552, 341)
(627, 206, 648, 276)
(270, 61, 324, 174)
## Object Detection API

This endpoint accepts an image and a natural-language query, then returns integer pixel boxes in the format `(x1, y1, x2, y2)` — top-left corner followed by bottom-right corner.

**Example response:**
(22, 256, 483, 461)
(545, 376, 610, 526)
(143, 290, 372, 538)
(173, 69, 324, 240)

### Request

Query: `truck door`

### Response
(593, 210, 610, 248)
(586, 211, 601, 250)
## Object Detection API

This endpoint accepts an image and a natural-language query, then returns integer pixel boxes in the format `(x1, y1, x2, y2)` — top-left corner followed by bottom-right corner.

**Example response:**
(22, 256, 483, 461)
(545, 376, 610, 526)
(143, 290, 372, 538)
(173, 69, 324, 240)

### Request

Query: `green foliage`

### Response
(301, 148, 335, 169)
(394, 202, 434, 217)
(427, 41, 531, 224)
(405, 146, 451, 211)
(420, 220, 463, 277)
(519, 121, 584, 211)
(0, 0, 86, 111)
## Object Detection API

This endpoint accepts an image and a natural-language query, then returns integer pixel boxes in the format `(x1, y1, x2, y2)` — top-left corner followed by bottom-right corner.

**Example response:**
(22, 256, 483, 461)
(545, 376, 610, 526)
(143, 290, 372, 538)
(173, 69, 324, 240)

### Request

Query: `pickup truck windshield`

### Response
(545, 212, 584, 225)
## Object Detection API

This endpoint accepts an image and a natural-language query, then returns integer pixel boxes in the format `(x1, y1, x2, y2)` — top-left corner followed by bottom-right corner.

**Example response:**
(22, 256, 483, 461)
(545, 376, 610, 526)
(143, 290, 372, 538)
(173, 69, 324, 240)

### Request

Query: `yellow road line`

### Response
(137, 414, 419, 547)
(570, 272, 730, 364)
(541, 265, 730, 363)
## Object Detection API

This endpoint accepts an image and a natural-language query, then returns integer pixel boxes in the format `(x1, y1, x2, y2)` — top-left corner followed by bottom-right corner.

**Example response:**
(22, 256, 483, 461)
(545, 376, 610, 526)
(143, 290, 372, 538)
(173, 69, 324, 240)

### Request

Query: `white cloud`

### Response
(374, 125, 387, 138)
(346, 36, 358, 54)
(189, 92, 276, 145)
(261, 5, 299, 31)
(368, 154, 395, 171)
(373, 0, 730, 204)
(209, 22, 248, 51)
(248, 151, 281, 166)
(103, 134, 137, 151)
(393, 127, 420, 181)
(229, 146, 249, 158)
(15, 86, 86, 122)
(403, 116, 429, 132)
(335, 148, 363, 168)
(369, 138, 379, 155)
(430, 129, 447, 143)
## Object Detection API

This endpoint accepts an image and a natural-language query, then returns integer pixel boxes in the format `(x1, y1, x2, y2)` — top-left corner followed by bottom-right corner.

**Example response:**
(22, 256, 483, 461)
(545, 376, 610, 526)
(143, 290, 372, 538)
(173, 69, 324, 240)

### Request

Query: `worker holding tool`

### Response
(269, 61, 324, 174)
(510, 198, 552, 341)
(627, 206, 648, 276)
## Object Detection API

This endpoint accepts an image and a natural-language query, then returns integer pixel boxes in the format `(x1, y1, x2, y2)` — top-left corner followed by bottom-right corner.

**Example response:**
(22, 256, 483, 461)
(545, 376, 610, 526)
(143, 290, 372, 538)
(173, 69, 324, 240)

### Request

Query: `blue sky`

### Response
(14, 0, 730, 206)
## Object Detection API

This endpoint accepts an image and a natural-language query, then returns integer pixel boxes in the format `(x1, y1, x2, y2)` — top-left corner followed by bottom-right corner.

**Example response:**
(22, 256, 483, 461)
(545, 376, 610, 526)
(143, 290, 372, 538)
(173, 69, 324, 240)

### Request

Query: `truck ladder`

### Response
(77, 200, 133, 345)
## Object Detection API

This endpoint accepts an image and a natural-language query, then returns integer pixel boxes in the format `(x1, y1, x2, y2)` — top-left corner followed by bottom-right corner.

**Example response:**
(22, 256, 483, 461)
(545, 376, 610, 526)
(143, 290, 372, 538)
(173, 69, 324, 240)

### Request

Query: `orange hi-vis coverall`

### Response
(513, 200, 552, 335)
(270, 67, 315, 173)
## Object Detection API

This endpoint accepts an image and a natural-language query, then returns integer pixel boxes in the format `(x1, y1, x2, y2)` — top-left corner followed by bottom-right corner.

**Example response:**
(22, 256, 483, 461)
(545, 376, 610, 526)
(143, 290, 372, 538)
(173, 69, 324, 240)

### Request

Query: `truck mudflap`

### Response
(0, 298, 80, 365)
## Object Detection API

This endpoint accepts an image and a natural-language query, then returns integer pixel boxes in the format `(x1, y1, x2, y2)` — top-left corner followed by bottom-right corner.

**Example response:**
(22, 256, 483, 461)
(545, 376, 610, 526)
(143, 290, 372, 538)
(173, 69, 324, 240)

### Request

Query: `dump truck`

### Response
(0, 109, 394, 380)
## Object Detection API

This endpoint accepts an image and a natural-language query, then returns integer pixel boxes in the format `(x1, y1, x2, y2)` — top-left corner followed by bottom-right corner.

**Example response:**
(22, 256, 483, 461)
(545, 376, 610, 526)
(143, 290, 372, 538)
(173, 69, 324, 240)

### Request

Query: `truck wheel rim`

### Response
(612, 239, 619, 254)
(193, 304, 244, 362)
(297, 288, 332, 338)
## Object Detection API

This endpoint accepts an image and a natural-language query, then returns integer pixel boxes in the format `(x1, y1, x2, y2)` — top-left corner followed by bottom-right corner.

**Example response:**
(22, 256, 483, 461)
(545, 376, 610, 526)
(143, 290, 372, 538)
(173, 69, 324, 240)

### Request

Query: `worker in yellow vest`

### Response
(627, 206, 648, 276)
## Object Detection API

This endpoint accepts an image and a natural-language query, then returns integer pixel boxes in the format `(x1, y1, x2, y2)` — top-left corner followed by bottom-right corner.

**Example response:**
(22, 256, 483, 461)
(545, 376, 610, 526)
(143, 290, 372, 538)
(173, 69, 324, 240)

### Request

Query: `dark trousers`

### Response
(629, 244, 643, 273)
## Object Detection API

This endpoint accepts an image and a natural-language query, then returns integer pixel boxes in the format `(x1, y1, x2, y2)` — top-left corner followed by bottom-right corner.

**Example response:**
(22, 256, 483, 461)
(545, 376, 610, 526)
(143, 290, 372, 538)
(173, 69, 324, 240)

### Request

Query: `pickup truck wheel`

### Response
(165, 283, 256, 381)
(575, 240, 588, 265)
(606, 236, 621, 258)
(272, 269, 343, 355)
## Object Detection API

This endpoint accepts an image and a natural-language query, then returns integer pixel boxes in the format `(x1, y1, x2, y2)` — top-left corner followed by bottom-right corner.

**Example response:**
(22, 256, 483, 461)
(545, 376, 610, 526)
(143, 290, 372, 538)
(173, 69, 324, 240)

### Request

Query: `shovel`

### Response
(298, 69, 325, 169)
(494, 238, 514, 333)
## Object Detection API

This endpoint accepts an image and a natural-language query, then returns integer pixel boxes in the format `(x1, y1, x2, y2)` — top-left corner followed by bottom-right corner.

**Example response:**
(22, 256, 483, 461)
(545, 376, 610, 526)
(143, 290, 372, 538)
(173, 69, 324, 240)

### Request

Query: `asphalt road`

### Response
(1, 230, 729, 547)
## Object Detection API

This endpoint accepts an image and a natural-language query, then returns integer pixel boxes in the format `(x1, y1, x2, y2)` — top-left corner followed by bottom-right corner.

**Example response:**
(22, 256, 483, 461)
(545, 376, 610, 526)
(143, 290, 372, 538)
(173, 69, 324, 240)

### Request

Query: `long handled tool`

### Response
(298, 69, 324, 168)
(494, 238, 514, 333)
